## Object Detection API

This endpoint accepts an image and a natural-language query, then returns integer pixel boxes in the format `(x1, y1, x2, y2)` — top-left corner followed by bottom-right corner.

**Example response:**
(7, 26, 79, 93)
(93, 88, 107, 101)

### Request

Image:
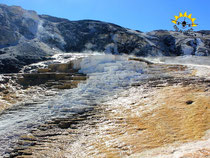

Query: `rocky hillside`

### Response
(0, 4, 210, 73)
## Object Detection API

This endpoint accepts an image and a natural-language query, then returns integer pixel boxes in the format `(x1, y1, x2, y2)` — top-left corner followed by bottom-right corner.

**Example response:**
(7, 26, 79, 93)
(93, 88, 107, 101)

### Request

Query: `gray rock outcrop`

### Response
(0, 4, 210, 73)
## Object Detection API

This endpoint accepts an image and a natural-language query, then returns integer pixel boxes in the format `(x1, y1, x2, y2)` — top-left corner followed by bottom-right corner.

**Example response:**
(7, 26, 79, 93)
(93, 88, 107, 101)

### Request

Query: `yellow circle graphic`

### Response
(171, 12, 197, 27)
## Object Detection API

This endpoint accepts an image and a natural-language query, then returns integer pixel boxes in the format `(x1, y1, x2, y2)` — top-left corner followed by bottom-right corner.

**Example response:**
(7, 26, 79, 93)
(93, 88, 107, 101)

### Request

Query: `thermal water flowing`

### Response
(0, 54, 149, 155)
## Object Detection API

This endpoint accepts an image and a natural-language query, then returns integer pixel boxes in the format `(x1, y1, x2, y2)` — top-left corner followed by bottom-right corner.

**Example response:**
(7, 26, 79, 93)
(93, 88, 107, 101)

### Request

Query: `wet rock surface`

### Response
(3, 61, 210, 158)
(0, 56, 87, 114)
(0, 56, 91, 157)
(17, 60, 87, 89)
(5, 111, 100, 157)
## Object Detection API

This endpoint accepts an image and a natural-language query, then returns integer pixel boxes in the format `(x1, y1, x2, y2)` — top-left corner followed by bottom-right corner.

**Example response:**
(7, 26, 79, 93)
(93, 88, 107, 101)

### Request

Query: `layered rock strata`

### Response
(5, 62, 210, 158)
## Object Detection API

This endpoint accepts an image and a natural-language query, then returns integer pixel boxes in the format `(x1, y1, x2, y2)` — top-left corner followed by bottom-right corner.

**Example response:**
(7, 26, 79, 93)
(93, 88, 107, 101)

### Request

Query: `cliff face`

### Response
(0, 4, 210, 73)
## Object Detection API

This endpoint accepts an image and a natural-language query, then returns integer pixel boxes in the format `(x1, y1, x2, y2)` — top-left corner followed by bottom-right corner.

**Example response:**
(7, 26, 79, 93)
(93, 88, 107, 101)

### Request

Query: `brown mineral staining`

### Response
(19, 84, 209, 158)
(79, 85, 210, 157)
(181, 148, 210, 158)
(0, 92, 18, 113)
(5, 63, 210, 158)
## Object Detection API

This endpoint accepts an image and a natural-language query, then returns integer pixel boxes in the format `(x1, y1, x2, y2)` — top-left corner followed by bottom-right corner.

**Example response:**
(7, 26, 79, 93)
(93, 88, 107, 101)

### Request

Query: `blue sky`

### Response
(1, 0, 210, 32)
